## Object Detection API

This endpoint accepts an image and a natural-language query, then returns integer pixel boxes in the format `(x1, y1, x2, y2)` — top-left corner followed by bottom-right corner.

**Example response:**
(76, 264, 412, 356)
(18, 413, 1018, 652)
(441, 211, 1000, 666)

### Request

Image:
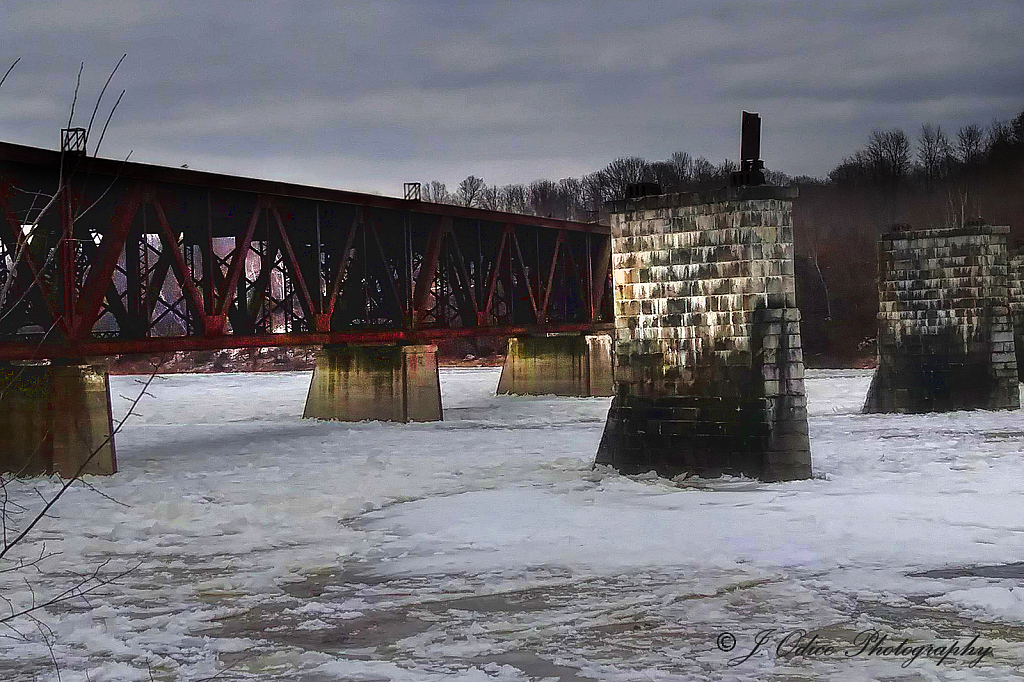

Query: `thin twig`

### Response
(58, 62, 85, 193)
(0, 547, 60, 575)
(86, 54, 127, 150)
(93, 89, 125, 160)
(0, 188, 64, 313)
(0, 561, 140, 624)
(74, 478, 131, 508)
(193, 649, 257, 682)
(66, 62, 84, 130)
(72, 149, 133, 224)
(36, 619, 62, 682)
(0, 57, 20, 90)
(71, 56, 128, 226)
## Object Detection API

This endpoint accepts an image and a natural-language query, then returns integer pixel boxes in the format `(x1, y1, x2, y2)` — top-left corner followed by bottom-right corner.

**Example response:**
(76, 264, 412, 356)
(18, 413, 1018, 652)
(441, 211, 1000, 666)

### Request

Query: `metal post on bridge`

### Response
(730, 111, 766, 187)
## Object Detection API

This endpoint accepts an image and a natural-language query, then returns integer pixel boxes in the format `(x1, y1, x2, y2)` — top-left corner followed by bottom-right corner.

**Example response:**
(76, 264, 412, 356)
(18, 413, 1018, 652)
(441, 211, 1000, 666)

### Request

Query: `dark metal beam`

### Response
(0, 322, 614, 361)
(0, 141, 608, 235)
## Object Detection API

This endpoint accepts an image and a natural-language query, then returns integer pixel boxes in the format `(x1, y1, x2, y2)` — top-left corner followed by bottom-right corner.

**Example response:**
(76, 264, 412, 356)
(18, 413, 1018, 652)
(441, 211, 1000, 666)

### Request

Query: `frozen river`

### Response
(4, 368, 1024, 680)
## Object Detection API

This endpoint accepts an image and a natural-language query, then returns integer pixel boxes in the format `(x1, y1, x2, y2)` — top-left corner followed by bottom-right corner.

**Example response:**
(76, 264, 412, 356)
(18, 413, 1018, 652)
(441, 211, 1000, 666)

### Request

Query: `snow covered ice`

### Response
(4, 368, 1024, 680)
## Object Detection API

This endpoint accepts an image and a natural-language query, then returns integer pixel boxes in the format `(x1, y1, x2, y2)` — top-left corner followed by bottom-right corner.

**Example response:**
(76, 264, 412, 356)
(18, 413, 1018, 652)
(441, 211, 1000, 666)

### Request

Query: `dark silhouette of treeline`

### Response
(424, 108, 1024, 364)
(421, 153, 789, 222)
(793, 110, 1024, 362)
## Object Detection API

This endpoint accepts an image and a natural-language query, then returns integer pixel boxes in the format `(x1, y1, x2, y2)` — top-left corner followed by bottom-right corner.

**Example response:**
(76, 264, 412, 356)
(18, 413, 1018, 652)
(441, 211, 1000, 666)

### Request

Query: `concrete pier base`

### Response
(0, 361, 117, 477)
(302, 344, 442, 422)
(496, 334, 613, 397)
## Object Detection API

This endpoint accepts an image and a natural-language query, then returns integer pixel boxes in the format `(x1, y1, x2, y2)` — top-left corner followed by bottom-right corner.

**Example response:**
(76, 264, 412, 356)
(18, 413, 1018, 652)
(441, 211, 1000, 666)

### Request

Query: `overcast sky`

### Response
(1, 0, 1021, 195)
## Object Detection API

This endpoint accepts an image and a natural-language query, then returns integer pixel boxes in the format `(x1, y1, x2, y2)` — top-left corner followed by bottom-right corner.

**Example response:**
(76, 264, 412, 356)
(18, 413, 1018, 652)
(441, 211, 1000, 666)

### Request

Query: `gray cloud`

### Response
(1, 0, 1021, 194)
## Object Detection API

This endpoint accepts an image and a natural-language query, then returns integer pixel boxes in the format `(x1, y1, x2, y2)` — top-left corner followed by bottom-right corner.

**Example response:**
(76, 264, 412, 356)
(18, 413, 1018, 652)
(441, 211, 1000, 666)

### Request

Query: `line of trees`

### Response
(818, 113, 1024, 228)
(421, 153, 789, 222)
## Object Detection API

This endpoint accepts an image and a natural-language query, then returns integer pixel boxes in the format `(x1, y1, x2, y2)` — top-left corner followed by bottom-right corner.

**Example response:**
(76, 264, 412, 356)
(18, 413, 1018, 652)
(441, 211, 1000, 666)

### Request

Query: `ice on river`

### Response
(4, 368, 1024, 680)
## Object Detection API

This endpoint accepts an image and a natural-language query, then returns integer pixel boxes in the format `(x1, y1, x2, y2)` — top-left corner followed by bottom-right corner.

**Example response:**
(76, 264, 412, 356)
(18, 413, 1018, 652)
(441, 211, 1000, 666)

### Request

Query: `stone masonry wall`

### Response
(863, 223, 1018, 413)
(594, 186, 812, 482)
(1009, 251, 1024, 381)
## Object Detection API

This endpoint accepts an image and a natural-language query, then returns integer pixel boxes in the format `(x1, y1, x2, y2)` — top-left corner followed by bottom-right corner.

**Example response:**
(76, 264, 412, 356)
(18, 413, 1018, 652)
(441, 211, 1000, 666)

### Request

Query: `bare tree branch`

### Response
(86, 54, 127, 150)
(65, 62, 84, 130)
(193, 649, 258, 682)
(73, 148, 133, 223)
(92, 89, 125, 160)
(0, 57, 20, 90)
(0, 560, 141, 625)
(0, 187, 65, 312)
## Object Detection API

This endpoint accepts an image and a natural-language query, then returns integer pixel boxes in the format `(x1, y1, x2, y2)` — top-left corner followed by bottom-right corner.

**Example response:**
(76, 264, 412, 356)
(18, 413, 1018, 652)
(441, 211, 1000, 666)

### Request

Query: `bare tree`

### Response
(599, 156, 652, 199)
(649, 161, 678, 193)
(944, 187, 977, 228)
(716, 159, 738, 176)
(986, 118, 1018, 163)
(691, 156, 716, 184)
(479, 183, 501, 211)
(866, 129, 912, 183)
(764, 168, 791, 186)
(455, 175, 485, 208)
(557, 177, 585, 220)
(527, 179, 559, 217)
(918, 123, 942, 190)
(668, 151, 693, 186)
(957, 124, 984, 165)
(935, 125, 955, 178)
(0, 58, 161, 681)
(581, 172, 607, 213)
(498, 183, 527, 214)
(422, 180, 451, 204)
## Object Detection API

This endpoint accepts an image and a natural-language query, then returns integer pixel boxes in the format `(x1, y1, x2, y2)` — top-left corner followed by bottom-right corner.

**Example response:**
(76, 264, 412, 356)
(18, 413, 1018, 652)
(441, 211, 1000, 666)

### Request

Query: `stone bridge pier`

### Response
(1009, 252, 1024, 381)
(864, 222, 1019, 413)
(595, 186, 812, 482)
(496, 334, 613, 397)
(302, 344, 443, 422)
(0, 360, 117, 476)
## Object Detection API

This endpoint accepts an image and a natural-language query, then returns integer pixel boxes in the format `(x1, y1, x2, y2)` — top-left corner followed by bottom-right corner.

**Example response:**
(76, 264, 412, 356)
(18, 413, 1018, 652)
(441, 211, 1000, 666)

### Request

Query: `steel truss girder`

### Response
(0, 145, 613, 361)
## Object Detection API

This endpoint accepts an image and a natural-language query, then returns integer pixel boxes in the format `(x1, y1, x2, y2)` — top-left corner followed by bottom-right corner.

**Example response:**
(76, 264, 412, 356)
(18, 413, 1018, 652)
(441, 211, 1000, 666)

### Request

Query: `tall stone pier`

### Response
(864, 223, 1019, 413)
(303, 344, 443, 422)
(496, 334, 613, 397)
(0, 361, 117, 476)
(595, 186, 812, 481)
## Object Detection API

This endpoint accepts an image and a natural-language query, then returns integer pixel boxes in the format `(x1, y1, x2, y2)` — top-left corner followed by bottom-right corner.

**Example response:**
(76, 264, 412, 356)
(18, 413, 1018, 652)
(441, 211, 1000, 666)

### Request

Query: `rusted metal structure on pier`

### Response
(0, 140, 612, 361)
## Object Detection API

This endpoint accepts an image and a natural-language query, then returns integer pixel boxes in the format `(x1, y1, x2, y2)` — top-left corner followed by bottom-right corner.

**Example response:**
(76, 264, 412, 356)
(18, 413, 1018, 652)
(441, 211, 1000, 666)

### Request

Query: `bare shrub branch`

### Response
(0, 57, 20, 89)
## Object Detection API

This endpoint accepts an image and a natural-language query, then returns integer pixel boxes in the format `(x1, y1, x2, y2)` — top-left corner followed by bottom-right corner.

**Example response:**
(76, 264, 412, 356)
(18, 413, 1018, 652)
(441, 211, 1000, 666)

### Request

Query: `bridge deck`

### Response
(0, 142, 612, 360)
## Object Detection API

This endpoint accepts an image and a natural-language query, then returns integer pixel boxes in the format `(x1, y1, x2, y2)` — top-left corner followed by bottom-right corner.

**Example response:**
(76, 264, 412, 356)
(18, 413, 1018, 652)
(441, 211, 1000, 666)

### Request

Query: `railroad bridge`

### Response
(0, 140, 614, 476)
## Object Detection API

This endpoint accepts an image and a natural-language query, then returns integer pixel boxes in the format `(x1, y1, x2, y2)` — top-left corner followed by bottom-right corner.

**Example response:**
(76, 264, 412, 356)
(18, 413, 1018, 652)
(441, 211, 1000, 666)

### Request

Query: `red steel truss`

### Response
(0, 142, 613, 361)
